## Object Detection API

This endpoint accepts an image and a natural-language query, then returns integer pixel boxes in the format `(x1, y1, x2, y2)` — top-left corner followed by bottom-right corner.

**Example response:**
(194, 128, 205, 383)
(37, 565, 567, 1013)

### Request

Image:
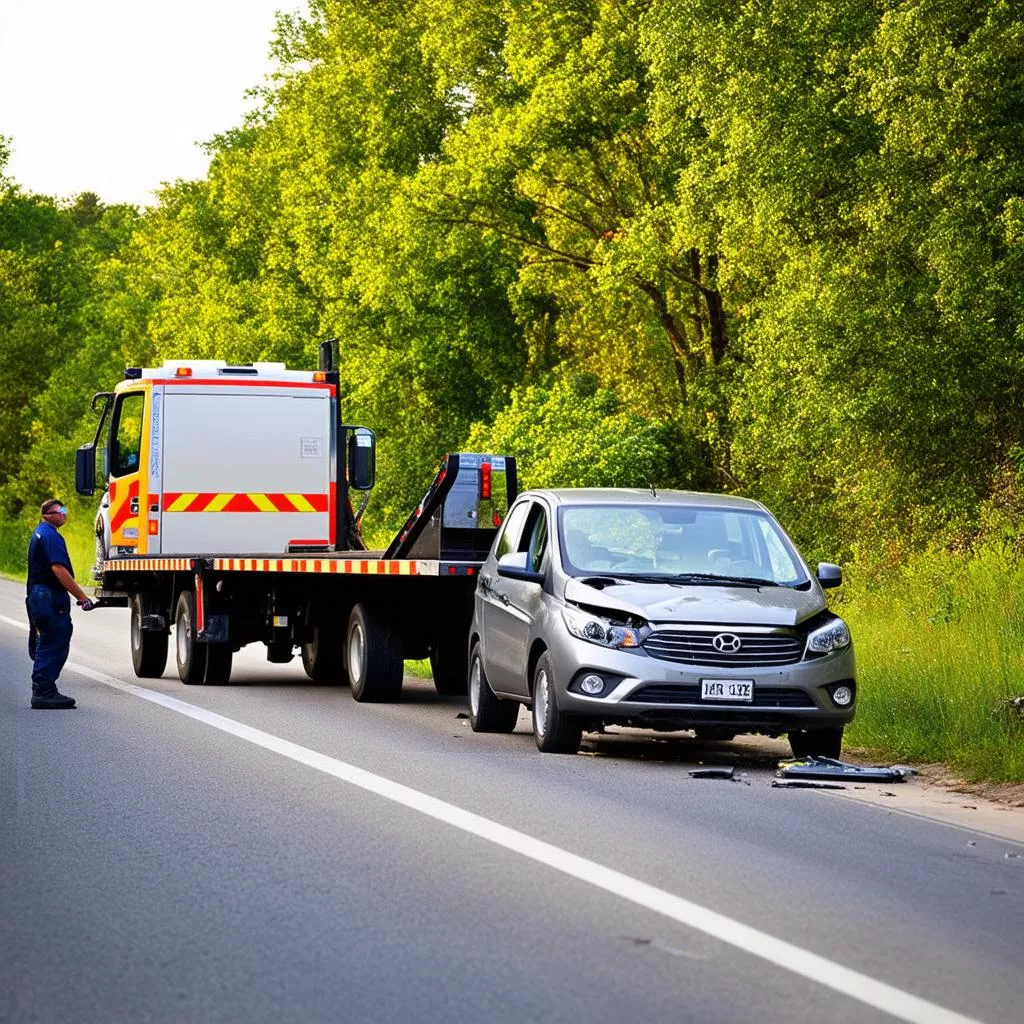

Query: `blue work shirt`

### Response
(27, 521, 74, 593)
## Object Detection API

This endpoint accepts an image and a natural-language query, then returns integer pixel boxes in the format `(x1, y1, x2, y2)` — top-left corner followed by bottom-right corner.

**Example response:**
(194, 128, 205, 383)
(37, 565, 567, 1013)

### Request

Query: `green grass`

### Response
(842, 544, 1024, 782)
(405, 658, 432, 679)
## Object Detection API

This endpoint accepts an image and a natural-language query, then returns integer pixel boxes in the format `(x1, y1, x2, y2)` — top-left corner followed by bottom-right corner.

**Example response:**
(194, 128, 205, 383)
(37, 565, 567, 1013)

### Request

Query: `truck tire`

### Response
(130, 595, 168, 679)
(204, 644, 233, 684)
(302, 623, 348, 686)
(347, 603, 403, 703)
(789, 726, 844, 760)
(175, 590, 208, 685)
(430, 634, 468, 696)
(468, 642, 519, 733)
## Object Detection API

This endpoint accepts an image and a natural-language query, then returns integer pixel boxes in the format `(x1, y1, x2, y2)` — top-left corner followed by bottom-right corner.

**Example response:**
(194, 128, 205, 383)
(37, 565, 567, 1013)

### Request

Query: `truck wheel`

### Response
(789, 726, 844, 760)
(347, 603, 403, 703)
(302, 624, 348, 686)
(531, 652, 582, 754)
(130, 595, 168, 678)
(468, 642, 519, 733)
(204, 645, 233, 684)
(430, 634, 468, 696)
(175, 591, 208, 685)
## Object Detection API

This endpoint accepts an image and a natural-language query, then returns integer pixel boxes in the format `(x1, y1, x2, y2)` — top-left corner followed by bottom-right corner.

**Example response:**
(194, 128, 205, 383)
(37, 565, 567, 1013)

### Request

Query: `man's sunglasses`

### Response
(45, 505, 68, 516)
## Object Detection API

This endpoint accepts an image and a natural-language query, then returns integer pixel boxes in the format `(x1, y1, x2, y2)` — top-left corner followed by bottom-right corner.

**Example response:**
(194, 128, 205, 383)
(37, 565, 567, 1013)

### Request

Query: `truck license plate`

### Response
(701, 679, 754, 702)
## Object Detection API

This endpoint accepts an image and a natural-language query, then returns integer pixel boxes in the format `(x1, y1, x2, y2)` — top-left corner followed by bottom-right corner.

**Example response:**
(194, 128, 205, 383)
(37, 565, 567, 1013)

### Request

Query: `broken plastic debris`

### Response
(776, 757, 911, 783)
(771, 779, 846, 791)
(688, 766, 735, 780)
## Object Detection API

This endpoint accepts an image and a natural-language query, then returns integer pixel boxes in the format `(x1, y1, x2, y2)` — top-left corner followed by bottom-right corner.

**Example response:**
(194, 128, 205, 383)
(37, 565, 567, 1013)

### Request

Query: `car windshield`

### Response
(558, 504, 808, 586)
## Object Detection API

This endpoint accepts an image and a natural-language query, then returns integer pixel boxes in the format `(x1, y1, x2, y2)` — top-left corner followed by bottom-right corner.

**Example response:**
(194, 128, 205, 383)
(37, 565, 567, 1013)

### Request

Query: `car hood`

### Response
(563, 577, 825, 627)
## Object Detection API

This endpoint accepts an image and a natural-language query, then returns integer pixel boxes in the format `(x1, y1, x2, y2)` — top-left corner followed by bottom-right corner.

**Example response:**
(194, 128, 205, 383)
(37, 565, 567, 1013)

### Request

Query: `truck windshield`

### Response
(558, 504, 808, 586)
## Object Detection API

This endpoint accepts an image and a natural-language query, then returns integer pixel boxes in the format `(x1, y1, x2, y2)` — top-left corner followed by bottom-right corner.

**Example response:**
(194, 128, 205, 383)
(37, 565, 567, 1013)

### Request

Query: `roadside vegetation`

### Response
(1, 1, 1022, 779)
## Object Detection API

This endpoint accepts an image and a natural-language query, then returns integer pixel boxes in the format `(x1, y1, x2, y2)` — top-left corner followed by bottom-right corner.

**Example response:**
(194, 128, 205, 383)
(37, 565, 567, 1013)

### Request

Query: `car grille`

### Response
(629, 684, 814, 708)
(643, 629, 803, 667)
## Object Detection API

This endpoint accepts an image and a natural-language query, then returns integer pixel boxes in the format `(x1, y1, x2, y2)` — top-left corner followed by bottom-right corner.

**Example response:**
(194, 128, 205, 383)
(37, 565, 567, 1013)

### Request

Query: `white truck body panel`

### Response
(158, 386, 333, 555)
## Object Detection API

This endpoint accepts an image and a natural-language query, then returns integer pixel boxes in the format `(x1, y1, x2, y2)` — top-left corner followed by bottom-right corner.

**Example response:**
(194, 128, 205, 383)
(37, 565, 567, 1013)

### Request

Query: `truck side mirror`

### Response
(348, 428, 376, 491)
(817, 562, 843, 588)
(76, 444, 97, 496)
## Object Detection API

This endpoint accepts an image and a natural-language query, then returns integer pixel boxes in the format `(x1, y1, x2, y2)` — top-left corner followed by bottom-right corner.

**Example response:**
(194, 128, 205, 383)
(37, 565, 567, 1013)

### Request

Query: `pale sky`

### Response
(1, 1, 306, 207)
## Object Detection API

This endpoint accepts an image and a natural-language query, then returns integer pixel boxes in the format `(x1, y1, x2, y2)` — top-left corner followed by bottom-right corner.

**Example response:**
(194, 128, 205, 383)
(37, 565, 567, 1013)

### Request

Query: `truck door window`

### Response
(110, 392, 145, 478)
(494, 501, 530, 560)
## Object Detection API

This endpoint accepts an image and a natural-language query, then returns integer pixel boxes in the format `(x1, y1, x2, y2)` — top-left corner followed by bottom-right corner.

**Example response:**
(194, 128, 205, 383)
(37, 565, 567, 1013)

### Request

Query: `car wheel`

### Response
(430, 632, 468, 696)
(531, 652, 582, 754)
(789, 726, 844, 760)
(468, 642, 519, 733)
(348, 603, 403, 702)
(175, 590, 208, 685)
(130, 594, 168, 678)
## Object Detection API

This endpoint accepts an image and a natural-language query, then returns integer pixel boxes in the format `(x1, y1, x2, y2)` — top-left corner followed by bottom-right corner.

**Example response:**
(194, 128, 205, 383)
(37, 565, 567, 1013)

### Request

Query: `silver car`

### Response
(467, 489, 855, 757)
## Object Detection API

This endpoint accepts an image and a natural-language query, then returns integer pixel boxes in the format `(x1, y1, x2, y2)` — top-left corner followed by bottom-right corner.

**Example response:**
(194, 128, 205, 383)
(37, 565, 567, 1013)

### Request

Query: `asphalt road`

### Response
(2, 578, 1021, 1024)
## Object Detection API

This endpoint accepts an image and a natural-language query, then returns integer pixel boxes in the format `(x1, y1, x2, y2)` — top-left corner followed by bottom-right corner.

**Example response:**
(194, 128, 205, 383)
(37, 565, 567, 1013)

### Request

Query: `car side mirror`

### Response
(76, 444, 96, 496)
(348, 428, 376, 491)
(496, 551, 544, 584)
(817, 562, 842, 589)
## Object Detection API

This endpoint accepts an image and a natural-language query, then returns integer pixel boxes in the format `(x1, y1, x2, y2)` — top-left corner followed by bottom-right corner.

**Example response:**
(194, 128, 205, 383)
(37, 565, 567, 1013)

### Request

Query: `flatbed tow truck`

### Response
(75, 344, 515, 700)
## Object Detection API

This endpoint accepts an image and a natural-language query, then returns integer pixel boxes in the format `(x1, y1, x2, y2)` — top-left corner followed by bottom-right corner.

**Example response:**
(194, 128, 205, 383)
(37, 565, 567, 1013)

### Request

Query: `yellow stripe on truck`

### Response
(205, 493, 233, 512)
(166, 493, 199, 513)
(286, 493, 315, 512)
(249, 493, 277, 512)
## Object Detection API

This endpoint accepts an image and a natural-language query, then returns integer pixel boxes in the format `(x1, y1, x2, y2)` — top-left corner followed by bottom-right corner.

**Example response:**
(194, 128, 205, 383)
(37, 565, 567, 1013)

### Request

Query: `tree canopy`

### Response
(2, 1, 1022, 567)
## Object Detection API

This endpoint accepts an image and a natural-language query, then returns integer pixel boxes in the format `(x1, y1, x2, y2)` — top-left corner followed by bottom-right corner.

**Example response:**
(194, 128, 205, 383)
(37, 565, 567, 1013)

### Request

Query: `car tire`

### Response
(789, 726, 844, 760)
(302, 623, 348, 685)
(204, 644, 233, 684)
(175, 590, 208, 685)
(130, 594, 168, 679)
(348, 603, 403, 703)
(468, 642, 519, 733)
(430, 633, 468, 697)
(531, 652, 582, 754)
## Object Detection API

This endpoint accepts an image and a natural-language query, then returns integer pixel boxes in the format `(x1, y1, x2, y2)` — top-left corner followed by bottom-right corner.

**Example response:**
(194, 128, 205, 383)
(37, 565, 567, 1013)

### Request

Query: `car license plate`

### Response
(701, 679, 754, 702)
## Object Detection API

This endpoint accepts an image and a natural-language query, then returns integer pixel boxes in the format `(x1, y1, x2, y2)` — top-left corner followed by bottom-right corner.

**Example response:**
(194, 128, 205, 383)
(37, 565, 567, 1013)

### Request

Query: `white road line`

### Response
(0, 613, 986, 1024)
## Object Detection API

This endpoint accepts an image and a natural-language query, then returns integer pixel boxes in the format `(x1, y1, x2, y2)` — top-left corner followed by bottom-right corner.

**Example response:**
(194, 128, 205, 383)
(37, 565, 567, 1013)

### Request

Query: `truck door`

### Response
(106, 389, 147, 554)
(482, 499, 550, 696)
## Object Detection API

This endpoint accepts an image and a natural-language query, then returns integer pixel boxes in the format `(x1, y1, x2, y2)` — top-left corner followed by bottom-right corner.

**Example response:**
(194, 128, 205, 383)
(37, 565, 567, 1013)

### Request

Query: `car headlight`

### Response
(562, 605, 644, 649)
(806, 618, 851, 655)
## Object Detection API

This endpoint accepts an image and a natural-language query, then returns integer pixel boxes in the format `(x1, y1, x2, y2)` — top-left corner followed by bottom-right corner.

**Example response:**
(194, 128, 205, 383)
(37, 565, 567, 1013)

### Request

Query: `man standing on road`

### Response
(26, 498, 95, 709)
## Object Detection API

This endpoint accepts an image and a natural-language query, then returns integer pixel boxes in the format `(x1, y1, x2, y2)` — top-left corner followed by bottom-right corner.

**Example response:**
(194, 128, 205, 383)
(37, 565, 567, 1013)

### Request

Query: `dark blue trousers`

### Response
(27, 584, 73, 688)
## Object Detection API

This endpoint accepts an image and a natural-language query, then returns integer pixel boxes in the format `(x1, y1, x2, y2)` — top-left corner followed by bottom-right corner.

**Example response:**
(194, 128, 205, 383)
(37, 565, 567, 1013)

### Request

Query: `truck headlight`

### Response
(806, 618, 851, 655)
(562, 605, 644, 649)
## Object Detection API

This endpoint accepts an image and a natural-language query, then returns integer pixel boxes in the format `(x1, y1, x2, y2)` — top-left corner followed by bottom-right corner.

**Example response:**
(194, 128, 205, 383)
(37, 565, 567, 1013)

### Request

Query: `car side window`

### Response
(494, 501, 530, 560)
(520, 505, 549, 574)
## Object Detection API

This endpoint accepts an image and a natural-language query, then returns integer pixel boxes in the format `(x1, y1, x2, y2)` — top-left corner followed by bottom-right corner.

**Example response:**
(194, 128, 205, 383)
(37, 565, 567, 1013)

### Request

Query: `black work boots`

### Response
(31, 682, 76, 709)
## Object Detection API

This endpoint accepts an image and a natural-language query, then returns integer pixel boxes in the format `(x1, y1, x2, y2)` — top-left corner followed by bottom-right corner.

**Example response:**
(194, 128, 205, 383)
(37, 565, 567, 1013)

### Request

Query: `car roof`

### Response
(522, 488, 766, 511)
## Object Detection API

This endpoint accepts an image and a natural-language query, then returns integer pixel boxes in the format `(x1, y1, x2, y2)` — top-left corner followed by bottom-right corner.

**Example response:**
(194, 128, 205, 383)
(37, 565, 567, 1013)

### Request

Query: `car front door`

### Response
(483, 500, 551, 697)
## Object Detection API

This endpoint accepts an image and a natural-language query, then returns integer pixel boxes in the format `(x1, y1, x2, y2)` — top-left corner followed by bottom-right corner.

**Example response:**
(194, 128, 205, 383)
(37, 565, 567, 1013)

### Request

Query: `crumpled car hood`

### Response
(563, 576, 825, 627)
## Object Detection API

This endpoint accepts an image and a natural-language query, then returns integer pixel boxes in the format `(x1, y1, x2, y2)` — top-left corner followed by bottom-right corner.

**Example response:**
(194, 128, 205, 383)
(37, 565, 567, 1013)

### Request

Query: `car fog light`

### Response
(832, 685, 853, 707)
(580, 674, 605, 695)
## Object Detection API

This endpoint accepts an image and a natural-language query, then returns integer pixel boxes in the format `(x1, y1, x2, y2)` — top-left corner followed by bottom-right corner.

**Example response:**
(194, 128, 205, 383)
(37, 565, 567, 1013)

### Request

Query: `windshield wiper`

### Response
(610, 572, 781, 588)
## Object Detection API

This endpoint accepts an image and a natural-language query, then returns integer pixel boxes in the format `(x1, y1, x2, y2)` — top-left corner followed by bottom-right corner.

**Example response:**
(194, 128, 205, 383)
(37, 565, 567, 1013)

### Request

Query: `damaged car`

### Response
(467, 489, 855, 757)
